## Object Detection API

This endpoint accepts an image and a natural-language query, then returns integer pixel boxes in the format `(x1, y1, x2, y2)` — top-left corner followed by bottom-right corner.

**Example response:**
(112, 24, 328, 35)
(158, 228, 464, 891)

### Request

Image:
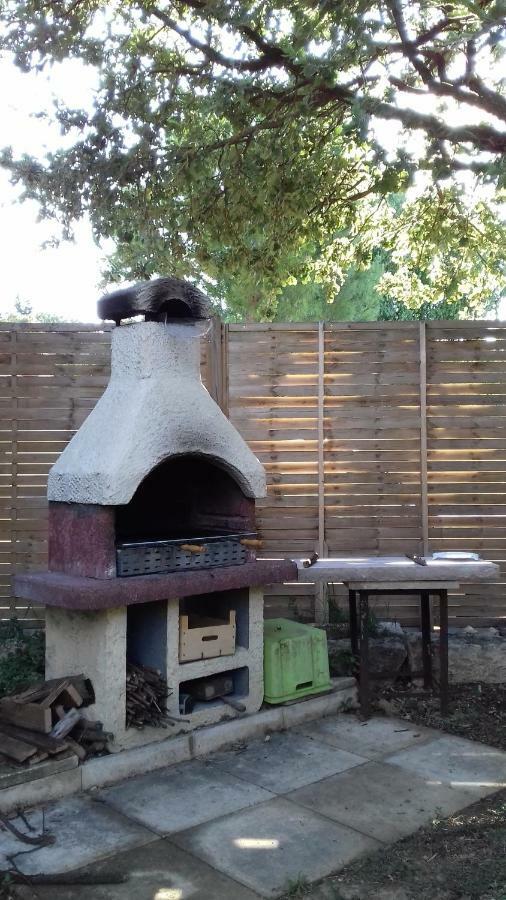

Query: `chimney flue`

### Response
(98, 276, 212, 326)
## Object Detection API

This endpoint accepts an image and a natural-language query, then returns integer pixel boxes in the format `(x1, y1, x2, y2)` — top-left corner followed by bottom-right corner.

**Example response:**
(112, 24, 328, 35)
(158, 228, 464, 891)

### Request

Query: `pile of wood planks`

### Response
(126, 662, 172, 729)
(0, 674, 111, 766)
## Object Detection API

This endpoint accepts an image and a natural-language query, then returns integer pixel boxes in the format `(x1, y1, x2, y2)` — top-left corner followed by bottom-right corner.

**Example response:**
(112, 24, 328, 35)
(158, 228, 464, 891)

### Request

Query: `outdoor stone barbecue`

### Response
(15, 279, 296, 748)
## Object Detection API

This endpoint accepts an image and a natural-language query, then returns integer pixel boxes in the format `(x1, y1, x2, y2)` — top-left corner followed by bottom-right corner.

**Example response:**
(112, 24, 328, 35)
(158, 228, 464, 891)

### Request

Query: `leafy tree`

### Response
(1, 1, 505, 318)
(0, 298, 65, 323)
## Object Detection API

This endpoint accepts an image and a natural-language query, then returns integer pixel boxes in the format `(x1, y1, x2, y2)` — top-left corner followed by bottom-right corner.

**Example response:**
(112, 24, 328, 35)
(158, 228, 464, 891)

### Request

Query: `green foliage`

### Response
(0, 618, 45, 697)
(0, 298, 66, 323)
(284, 874, 311, 897)
(0, 1, 505, 319)
(329, 646, 356, 677)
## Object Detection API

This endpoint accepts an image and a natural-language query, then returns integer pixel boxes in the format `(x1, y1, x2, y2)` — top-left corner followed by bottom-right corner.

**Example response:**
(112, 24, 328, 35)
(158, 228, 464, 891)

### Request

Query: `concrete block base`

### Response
(1, 678, 356, 812)
(45, 586, 265, 750)
(45, 606, 126, 739)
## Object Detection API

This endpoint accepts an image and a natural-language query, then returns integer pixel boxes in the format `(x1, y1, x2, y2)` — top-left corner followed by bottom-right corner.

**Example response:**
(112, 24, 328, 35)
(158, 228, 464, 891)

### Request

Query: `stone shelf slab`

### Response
(14, 558, 297, 610)
(296, 556, 499, 584)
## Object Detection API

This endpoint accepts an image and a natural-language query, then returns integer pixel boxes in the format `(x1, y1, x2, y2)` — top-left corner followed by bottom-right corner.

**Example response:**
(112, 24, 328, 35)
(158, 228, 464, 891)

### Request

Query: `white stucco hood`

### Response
(48, 321, 266, 504)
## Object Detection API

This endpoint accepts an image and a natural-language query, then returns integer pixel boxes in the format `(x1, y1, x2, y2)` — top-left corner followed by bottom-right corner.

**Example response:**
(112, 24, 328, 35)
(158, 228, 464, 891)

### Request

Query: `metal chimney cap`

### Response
(98, 276, 212, 325)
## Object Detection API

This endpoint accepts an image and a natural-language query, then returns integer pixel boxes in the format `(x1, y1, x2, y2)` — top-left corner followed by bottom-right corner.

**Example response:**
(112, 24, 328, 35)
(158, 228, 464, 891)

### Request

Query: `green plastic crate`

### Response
(263, 618, 331, 704)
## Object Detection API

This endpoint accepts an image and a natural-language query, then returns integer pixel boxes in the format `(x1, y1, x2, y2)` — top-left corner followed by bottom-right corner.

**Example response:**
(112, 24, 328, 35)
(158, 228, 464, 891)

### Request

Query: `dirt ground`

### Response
(373, 682, 506, 752)
(281, 683, 506, 900)
(284, 788, 506, 900)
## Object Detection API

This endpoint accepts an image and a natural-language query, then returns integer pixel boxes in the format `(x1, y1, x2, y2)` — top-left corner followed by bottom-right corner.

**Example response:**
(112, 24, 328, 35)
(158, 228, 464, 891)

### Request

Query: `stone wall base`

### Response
(328, 625, 506, 684)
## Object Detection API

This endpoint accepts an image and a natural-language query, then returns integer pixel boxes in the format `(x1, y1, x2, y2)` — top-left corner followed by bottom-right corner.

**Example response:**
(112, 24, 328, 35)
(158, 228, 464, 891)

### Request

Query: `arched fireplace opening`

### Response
(115, 454, 258, 577)
(116, 455, 255, 543)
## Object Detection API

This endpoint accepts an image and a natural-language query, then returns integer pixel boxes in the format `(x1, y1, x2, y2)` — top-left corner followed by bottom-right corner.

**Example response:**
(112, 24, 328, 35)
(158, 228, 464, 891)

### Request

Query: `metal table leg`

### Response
(420, 590, 433, 688)
(358, 590, 370, 718)
(348, 589, 359, 663)
(439, 589, 449, 715)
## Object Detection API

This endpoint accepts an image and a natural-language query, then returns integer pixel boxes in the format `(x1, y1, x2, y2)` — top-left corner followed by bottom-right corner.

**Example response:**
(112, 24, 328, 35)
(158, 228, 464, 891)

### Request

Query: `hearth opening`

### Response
(115, 455, 257, 576)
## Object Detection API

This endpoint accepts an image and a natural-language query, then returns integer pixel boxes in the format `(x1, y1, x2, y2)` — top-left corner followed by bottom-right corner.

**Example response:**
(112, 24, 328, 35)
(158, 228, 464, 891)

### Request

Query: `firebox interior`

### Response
(116, 455, 255, 543)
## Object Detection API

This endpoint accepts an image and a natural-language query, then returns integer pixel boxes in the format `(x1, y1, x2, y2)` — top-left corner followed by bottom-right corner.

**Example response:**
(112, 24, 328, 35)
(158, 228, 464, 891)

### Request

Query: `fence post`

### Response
(208, 318, 228, 413)
(419, 322, 429, 556)
(315, 321, 328, 624)
(10, 331, 18, 619)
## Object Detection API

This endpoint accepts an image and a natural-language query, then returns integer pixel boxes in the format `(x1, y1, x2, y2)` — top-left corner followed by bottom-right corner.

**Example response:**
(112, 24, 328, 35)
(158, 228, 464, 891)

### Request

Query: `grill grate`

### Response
(116, 533, 254, 577)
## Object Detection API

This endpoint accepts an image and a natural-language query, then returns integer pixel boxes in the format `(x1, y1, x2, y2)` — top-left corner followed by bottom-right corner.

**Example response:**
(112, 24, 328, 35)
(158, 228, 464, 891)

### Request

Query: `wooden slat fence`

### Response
(228, 321, 506, 626)
(2, 320, 505, 627)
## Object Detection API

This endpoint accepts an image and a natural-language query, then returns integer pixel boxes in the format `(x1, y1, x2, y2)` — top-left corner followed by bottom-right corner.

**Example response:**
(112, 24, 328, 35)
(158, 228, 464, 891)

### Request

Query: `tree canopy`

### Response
(1, 0, 505, 319)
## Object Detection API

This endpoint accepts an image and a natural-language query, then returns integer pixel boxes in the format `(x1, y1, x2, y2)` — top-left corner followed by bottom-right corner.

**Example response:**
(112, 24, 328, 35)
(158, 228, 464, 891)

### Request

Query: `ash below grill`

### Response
(116, 532, 256, 577)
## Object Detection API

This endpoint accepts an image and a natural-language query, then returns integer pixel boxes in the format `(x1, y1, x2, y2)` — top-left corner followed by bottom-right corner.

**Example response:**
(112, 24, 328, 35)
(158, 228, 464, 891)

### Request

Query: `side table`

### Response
(345, 580, 458, 718)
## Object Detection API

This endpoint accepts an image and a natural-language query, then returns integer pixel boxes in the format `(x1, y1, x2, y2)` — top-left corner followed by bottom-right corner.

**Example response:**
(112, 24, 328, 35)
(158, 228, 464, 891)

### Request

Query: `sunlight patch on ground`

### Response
(153, 889, 183, 900)
(234, 837, 280, 849)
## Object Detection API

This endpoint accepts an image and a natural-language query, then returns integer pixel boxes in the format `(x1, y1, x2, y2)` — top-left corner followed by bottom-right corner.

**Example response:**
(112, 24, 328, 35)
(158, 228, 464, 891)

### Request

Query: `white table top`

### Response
(295, 556, 499, 584)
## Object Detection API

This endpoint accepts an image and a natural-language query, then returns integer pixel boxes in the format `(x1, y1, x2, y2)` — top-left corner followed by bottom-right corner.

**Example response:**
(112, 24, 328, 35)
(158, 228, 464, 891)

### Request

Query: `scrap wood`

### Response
(27, 751, 49, 766)
(12, 675, 93, 707)
(64, 736, 87, 761)
(0, 674, 105, 765)
(0, 700, 52, 734)
(41, 681, 83, 710)
(0, 735, 38, 764)
(0, 722, 69, 755)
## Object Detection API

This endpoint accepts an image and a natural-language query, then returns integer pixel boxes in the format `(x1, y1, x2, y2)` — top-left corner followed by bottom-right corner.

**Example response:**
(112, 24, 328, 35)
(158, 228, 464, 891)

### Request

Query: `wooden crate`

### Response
(179, 610, 236, 662)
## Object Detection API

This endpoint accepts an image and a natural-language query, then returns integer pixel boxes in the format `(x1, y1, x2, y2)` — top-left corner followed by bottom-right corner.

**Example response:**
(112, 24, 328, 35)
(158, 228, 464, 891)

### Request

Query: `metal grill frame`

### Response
(116, 532, 256, 577)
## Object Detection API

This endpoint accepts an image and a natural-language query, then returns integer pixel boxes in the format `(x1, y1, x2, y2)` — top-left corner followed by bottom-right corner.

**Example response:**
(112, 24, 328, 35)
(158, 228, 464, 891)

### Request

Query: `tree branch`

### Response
(390, 74, 506, 123)
(150, 7, 284, 72)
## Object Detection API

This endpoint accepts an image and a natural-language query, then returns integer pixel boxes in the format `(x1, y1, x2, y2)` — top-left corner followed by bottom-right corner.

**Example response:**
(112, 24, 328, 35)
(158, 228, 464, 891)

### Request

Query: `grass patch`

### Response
(284, 874, 311, 897)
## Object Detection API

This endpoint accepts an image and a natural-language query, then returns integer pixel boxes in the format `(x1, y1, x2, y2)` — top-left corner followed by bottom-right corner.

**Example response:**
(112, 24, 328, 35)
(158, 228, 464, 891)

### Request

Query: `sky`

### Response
(0, 58, 107, 322)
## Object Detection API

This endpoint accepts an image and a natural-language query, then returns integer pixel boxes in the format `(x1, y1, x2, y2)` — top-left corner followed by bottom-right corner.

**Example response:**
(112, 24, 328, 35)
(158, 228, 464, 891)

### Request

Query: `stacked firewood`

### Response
(126, 662, 173, 729)
(0, 675, 111, 766)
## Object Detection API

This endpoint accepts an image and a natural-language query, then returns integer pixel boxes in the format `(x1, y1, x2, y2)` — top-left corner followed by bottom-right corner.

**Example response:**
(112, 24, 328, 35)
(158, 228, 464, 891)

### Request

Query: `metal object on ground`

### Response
(179, 693, 195, 715)
(116, 532, 257, 577)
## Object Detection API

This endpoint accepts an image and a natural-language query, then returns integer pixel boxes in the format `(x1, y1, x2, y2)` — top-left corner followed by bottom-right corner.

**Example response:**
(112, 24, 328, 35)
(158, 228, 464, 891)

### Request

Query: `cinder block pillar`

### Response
(45, 607, 126, 741)
(246, 586, 265, 712)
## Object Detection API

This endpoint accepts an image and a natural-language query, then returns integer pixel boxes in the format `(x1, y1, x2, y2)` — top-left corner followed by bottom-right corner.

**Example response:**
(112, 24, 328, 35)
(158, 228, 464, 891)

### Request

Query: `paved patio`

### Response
(4, 714, 506, 899)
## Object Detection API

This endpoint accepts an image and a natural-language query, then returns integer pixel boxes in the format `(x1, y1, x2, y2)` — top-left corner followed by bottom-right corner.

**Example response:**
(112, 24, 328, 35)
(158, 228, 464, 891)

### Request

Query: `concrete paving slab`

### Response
(296, 715, 433, 760)
(98, 759, 274, 834)
(13, 836, 260, 900)
(386, 734, 506, 797)
(6, 795, 156, 876)
(172, 796, 379, 898)
(209, 731, 367, 793)
(287, 760, 475, 842)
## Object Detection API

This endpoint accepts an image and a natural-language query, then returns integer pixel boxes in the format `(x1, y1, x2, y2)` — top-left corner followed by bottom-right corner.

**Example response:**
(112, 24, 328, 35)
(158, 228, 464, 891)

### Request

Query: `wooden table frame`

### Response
(345, 580, 458, 718)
